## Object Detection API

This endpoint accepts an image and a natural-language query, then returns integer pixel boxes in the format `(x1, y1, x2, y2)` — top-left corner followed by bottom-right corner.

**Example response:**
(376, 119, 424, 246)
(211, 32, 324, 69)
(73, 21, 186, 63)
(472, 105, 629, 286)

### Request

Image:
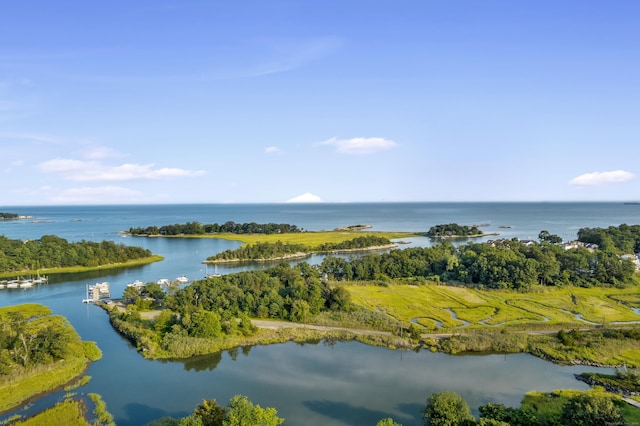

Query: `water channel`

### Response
(2, 203, 637, 425)
(0, 236, 617, 425)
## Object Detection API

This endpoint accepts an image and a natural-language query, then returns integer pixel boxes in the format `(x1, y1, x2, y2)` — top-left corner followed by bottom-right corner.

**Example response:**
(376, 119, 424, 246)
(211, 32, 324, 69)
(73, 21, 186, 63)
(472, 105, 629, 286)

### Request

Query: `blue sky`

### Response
(1, 1, 638, 205)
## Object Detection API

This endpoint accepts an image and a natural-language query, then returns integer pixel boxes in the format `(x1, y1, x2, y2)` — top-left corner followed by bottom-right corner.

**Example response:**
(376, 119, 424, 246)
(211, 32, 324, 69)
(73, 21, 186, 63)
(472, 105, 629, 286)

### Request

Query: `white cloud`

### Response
(286, 192, 323, 203)
(0, 132, 59, 144)
(38, 158, 206, 181)
(83, 146, 122, 159)
(49, 186, 143, 204)
(318, 137, 399, 155)
(569, 170, 635, 186)
(265, 146, 281, 154)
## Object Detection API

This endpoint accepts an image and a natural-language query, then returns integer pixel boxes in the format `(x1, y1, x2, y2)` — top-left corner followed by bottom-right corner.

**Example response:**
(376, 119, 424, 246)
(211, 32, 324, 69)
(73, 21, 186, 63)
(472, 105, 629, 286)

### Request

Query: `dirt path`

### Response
(251, 319, 393, 336)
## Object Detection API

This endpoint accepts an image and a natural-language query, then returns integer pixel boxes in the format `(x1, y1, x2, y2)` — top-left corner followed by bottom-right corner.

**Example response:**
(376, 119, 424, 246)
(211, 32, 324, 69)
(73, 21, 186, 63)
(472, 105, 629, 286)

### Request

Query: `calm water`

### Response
(0, 203, 636, 425)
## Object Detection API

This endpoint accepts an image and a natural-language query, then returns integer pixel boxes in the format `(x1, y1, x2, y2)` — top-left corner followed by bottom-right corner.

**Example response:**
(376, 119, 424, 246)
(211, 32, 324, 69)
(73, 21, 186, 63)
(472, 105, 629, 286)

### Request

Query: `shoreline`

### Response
(429, 232, 500, 239)
(0, 255, 164, 279)
(204, 244, 398, 264)
(100, 300, 636, 369)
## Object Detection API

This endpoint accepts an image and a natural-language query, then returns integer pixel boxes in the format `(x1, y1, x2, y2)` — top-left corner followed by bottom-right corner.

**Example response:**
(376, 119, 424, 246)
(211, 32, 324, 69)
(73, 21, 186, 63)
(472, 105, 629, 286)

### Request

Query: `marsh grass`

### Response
(345, 283, 640, 330)
(190, 230, 416, 248)
(12, 400, 89, 426)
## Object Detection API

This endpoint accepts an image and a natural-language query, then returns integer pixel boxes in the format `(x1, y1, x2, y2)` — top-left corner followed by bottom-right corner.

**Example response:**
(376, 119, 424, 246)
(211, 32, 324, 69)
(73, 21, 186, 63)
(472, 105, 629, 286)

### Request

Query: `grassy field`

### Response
(344, 282, 640, 331)
(154, 230, 418, 248)
(13, 399, 89, 426)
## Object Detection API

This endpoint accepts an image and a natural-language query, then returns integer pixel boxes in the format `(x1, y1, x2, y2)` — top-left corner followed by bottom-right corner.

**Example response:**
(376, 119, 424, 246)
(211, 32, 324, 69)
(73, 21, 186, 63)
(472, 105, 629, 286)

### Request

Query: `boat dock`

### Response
(82, 282, 111, 303)
(0, 275, 48, 290)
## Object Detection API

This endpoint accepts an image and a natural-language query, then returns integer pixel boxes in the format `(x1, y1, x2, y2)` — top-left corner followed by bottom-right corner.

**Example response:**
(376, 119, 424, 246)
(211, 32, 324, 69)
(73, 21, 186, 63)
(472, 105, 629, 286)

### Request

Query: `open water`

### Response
(0, 202, 638, 425)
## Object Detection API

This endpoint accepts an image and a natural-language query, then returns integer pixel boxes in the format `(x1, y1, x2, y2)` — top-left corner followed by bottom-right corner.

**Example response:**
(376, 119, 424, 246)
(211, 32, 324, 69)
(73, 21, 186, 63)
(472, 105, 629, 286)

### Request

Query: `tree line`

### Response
(577, 223, 640, 254)
(421, 388, 627, 426)
(128, 221, 304, 236)
(0, 235, 152, 273)
(318, 233, 637, 290)
(110, 262, 357, 357)
(206, 235, 392, 262)
(0, 212, 19, 220)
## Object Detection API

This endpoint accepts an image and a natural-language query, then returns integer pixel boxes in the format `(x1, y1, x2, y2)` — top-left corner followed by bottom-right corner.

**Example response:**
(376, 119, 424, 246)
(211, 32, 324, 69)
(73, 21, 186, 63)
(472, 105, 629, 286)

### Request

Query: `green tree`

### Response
(123, 285, 141, 301)
(143, 282, 165, 300)
(538, 230, 563, 244)
(376, 418, 403, 426)
(223, 395, 284, 426)
(193, 399, 227, 426)
(560, 394, 624, 426)
(422, 391, 474, 426)
(188, 311, 221, 338)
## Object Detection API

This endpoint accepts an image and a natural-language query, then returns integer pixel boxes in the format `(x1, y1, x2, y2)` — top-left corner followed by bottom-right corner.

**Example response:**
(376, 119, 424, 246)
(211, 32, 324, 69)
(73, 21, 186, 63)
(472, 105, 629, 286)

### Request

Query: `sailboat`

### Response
(32, 270, 48, 284)
(82, 284, 93, 303)
(205, 264, 221, 278)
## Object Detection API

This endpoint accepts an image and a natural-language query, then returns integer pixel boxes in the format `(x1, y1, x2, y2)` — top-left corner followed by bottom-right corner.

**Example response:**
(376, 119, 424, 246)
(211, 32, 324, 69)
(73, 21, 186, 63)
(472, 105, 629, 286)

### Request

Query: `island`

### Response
(426, 223, 488, 238)
(126, 220, 305, 236)
(205, 235, 396, 263)
(0, 212, 32, 220)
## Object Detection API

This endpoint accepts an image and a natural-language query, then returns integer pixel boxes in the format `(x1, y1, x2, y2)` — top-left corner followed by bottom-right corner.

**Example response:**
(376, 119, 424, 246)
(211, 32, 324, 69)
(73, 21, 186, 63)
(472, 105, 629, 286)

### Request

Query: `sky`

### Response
(1, 1, 639, 205)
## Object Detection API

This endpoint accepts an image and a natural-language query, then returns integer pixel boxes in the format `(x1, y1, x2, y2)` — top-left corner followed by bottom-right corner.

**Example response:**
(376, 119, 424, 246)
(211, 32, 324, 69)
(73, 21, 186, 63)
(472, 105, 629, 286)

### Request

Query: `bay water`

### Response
(0, 202, 637, 425)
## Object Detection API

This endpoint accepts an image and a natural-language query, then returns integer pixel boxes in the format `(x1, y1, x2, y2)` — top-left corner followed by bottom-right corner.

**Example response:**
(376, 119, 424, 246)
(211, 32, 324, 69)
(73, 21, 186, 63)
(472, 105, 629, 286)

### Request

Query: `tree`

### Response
(422, 391, 474, 426)
(223, 395, 284, 426)
(538, 230, 563, 244)
(377, 418, 403, 426)
(188, 310, 221, 338)
(143, 282, 165, 300)
(479, 403, 537, 426)
(123, 285, 141, 301)
(560, 394, 624, 426)
(193, 399, 227, 426)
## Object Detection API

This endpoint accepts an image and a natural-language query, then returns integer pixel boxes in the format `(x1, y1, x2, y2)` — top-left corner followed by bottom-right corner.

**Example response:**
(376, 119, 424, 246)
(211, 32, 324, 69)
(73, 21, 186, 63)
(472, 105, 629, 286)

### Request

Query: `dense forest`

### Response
(577, 224, 640, 254)
(0, 235, 153, 273)
(128, 221, 304, 236)
(206, 235, 392, 262)
(0, 212, 19, 220)
(109, 262, 370, 357)
(318, 237, 636, 289)
(426, 223, 482, 237)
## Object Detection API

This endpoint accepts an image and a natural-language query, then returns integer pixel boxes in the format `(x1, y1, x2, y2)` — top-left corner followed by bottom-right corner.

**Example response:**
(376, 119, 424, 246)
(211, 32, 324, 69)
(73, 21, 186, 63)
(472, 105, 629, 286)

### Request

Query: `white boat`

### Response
(205, 265, 222, 278)
(90, 282, 111, 296)
(32, 273, 48, 284)
(175, 275, 189, 283)
(157, 278, 170, 286)
(19, 280, 34, 288)
(127, 280, 144, 288)
(6, 280, 19, 289)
